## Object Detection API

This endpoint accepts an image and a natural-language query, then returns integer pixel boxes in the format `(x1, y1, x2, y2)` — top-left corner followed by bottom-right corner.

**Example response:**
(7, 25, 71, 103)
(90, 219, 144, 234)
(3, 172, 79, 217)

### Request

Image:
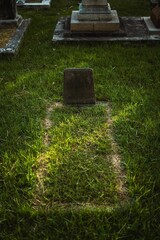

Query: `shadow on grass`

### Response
(1, 202, 159, 240)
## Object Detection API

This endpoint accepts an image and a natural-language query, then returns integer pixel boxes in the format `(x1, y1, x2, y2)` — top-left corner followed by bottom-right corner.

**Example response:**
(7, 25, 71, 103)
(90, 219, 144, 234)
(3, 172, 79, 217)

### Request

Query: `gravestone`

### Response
(0, 0, 17, 20)
(70, 0, 120, 32)
(63, 68, 95, 104)
(151, 4, 160, 28)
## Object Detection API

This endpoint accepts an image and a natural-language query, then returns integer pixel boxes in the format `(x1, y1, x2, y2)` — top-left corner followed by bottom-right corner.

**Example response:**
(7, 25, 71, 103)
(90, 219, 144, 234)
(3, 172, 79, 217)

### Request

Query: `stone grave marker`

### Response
(63, 68, 95, 104)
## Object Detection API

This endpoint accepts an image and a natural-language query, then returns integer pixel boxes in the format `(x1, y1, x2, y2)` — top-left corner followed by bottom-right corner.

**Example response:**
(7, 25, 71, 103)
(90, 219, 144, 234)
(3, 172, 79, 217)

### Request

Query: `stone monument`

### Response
(53, 0, 160, 42)
(70, 0, 120, 32)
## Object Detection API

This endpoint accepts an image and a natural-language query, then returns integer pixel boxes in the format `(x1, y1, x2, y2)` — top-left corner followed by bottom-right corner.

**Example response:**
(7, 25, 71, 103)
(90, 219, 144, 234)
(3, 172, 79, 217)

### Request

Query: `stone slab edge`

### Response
(52, 16, 160, 43)
(144, 17, 160, 34)
(17, 0, 51, 8)
(0, 19, 31, 56)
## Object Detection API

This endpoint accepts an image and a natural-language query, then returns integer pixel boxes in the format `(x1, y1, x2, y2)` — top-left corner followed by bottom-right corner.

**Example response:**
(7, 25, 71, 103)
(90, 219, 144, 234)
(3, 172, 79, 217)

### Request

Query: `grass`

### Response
(39, 105, 118, 205)
(0, 0, 160, 239)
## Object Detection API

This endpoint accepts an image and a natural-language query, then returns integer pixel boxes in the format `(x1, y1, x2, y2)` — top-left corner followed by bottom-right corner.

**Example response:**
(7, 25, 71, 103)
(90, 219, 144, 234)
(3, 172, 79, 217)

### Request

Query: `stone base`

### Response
(77, 12, 112, 21)
(144, 17, 160, 34)
(0, 15, 23, 27)
(70, 10, 120, 32)
(53, 16, 160, 42)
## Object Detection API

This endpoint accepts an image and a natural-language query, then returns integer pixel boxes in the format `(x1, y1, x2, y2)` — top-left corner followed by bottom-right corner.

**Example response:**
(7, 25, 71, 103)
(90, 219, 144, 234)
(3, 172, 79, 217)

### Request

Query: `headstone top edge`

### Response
(64, 68, 93, 70)
(64, 68, 93, 72)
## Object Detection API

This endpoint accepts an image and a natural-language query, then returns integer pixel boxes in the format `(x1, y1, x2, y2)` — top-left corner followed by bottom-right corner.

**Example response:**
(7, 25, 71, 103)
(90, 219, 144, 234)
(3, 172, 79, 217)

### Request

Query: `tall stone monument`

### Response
(70, 0, 120, 32)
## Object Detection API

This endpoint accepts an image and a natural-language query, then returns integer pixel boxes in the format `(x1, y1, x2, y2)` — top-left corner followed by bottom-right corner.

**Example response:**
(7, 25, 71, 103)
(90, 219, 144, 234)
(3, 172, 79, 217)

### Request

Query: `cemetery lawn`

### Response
(0, 0, 160, 239)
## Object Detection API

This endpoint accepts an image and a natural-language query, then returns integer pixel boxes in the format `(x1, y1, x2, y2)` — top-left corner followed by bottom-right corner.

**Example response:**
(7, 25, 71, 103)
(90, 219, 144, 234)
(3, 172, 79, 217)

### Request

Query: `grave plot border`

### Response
(16, 0, 51, 9)
(52, 16, 160, 43)
(0, 18, 31, 55)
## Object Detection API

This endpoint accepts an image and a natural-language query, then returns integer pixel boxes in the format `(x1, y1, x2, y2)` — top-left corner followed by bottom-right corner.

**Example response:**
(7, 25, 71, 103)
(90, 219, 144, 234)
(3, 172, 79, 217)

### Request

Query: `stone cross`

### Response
(0, 0, 17, 20)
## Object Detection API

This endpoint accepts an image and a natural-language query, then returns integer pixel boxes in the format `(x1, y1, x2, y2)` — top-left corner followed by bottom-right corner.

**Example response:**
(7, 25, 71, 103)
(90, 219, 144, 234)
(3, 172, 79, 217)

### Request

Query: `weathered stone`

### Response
(78, 12, 112, 21)
(144, 16, 160, 34)
(70, 0, 120, 32)
(79, 4, 111, 14)
(78, 3, 112, 21)
(63, 68, 95, 104)
(82, 0, 108, 6)
(71, 10, 119, 32)
(151, 4, 160, 28)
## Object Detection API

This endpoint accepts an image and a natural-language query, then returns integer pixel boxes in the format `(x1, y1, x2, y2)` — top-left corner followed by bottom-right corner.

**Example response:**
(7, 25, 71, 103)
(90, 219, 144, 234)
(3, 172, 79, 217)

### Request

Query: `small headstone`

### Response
(151, 4, 160, 28)
(63, 68, 95, 104)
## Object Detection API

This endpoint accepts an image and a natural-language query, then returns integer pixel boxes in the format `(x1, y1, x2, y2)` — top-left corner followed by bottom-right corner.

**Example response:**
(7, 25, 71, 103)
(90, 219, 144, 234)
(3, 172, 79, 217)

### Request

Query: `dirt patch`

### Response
(105, 102, 128, 202)
(0, 26, 16, 48)
(32, 102, 63, 209)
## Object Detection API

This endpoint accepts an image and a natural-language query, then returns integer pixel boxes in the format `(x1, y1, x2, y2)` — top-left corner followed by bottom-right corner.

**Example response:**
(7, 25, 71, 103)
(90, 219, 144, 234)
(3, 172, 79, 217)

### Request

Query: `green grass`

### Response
(42, 105, 117, 205)
(0, 0, 160, 239)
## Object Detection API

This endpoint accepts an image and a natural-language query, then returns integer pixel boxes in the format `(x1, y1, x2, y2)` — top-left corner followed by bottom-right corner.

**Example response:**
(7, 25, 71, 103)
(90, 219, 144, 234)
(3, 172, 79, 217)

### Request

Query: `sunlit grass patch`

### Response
(33, 104, 125, 208)
(0, 1, 160, 238)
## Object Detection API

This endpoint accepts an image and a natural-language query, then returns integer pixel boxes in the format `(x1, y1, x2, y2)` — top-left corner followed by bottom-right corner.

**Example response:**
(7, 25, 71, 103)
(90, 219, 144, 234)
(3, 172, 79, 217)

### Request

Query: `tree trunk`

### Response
(0, 0, 17, 20)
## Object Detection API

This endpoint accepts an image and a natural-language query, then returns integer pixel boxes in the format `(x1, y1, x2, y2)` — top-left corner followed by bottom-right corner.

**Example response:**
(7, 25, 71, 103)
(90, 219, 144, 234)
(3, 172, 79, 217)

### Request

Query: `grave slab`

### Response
(53, 0, 160, 43)
(16, 0, 51, 9)
(0, 18, 31, 55)
(53, 16, 160, 43)
(63, 68, 95, 105)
